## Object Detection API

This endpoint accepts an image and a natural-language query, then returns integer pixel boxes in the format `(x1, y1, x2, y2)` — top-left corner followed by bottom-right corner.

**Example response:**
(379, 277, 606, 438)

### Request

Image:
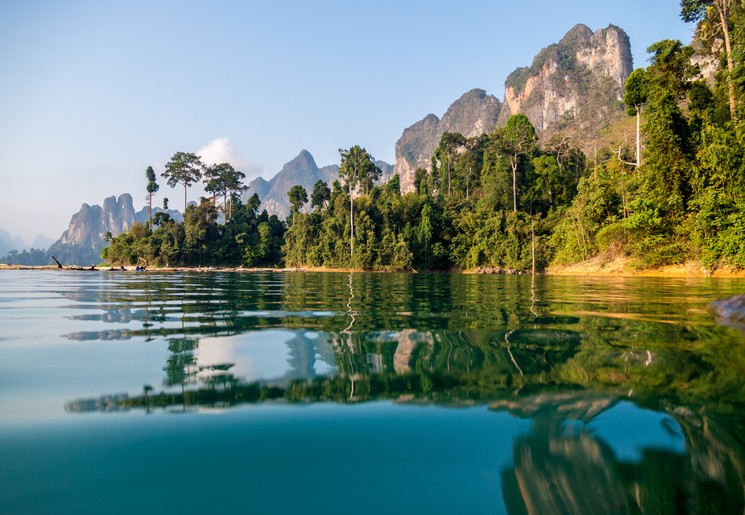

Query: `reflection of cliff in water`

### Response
(495, 392, 745, 515)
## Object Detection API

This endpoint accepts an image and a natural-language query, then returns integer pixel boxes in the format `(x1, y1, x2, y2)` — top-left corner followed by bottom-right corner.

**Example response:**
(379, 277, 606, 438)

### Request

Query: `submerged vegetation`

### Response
(101, 3, 745, 273)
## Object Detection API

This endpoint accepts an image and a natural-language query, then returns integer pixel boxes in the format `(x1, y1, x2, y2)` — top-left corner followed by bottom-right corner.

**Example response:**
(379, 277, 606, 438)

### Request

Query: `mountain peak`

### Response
(500, 23, 632, 134)
(395, 89, 501, 193)
(283, 149, 319, 175)
(559, 24, 593, 46)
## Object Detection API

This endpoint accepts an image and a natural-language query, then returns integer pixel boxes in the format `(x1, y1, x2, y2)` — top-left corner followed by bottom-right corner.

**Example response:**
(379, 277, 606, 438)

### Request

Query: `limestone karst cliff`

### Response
(499, 24, 632, 132)
(394, 24, 633, 193)
(47, 194, 181, 265)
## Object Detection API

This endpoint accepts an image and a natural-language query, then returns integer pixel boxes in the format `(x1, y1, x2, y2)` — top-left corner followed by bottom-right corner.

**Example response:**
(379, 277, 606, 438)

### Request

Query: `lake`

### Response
(1, 270, 744, 514)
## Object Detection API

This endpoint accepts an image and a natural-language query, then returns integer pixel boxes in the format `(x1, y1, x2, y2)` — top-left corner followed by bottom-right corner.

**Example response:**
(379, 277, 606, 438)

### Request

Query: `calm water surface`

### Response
(1, 270, 745, 514)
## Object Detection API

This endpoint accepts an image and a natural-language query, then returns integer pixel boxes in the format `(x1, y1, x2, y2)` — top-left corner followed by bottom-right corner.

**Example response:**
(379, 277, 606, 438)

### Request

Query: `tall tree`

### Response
(502, 114, 538, 212)
(288, 185, 308, 215)
(681, 0, 737, 119)
(643, 40, 697, 207)
(203, 163, 247, 220)
(162, 152, 205, 214)
(624, 68, 649, 166)
(145, 165, 159, 227)
(338, 146, 378, 258)
(437, 132, 466, 197)
(311, 180, 331, 211)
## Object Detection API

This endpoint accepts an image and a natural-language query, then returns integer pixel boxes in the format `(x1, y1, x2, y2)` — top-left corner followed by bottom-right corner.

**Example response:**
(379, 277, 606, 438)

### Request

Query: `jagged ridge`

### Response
(395, 88, 502, 193)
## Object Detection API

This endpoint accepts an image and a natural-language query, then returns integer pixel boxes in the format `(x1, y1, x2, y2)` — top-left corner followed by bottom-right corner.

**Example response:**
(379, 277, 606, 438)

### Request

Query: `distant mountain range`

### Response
(248, 149, 393, 219)
(0, 229, 26, 257)
(0, 149, 390, 265)
(0, 230, 55, 256)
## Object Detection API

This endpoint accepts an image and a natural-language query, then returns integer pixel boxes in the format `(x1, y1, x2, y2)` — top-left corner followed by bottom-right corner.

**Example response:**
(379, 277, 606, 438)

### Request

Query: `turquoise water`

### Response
(1, 270, 744, 513)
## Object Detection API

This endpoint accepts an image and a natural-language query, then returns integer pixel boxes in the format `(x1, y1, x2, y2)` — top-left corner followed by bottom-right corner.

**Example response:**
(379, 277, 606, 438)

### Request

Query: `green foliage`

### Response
(107, 9, 745, 272)
(162, 151, 206, 213)
(203, 162, 248, 220)
(311, 180, 331, 211)
(287, 185, 308, 215)
(680, 0, 715, 23)
(624, 68, 649, 115)
(146, 165, 159, 226)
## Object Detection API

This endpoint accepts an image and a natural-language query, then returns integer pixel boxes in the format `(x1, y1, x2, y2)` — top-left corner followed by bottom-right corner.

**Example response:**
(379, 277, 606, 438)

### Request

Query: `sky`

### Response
(0, 0, 696, 246)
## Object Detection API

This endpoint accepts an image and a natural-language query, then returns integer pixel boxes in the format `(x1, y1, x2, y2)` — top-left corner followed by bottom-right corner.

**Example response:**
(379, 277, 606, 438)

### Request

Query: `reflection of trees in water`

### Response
(496, 392, 745, 515)
(163, 338, 199, 394)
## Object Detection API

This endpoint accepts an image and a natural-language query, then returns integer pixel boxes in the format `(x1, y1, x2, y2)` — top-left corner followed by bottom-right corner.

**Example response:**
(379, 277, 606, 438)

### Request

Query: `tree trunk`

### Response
(447, 158, 451, 197)
(511, 157, 518, 212)
(183, 184, 188, 214)
(636, 105, 641, 166)
(531, 219, 535, 276)
(350, 187, 354, 258)
(716, 3, 737, 120)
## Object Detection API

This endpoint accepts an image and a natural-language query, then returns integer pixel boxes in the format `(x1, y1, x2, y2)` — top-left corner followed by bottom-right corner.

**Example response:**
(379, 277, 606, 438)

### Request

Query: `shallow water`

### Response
(1, 270, 744, 514)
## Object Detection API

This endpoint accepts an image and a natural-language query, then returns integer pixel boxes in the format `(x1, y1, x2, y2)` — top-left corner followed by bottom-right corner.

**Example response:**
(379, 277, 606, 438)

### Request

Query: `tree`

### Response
(288, 185, 308, 216)
(311, 180, 331, 211)
(358, 157, 382, 196)
(502, 114, 538, 212)
(385, 174, 401, 196)
(437, 132, 466, 197)
(203, 162, 247, 220)
(338, 146, 378, 258)
(146, 166, 159, 227)
(624, 68, 649, 166)
(162, 152, 205, 214)
(681, 0, 737, 119)
(643, 40, 697, 203)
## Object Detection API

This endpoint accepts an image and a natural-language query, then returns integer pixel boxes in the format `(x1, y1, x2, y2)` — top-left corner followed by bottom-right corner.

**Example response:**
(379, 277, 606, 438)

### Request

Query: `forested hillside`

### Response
(103, 3, 745, 273)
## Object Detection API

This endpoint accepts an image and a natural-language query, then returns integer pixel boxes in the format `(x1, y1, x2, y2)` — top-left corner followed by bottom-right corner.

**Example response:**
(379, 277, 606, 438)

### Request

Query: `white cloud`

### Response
(196, 137, 262, 178)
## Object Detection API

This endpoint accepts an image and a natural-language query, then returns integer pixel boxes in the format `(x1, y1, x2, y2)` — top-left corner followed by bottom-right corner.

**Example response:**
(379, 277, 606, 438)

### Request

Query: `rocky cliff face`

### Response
(395, 89, 502, 193)
(56, 194, 135, 247)
(498, 24, 633, 133)
(48, 194, 138, 264)
(393, 25, 633, 193)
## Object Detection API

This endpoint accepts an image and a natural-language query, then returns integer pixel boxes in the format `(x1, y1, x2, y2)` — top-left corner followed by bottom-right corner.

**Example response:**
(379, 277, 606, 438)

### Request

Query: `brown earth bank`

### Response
(546, 256, 745, 278)
(2, 257, 745, 278)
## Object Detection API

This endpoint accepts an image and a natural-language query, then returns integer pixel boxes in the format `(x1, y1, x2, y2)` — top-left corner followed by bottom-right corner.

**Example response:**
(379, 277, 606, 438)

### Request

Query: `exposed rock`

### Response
(393, 25, 633, 193)
(690, 28, 721, 87)
(499, 24, 633, 136)
(709, 294, 745, 328)
(48, 193, 143, 265)
(56, 194, 135, 247)
(395, 89, 502, 193)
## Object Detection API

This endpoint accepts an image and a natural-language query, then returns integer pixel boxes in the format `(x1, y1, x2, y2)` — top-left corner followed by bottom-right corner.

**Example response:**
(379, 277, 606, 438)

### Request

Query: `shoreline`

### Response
(3, 257, 745, 278)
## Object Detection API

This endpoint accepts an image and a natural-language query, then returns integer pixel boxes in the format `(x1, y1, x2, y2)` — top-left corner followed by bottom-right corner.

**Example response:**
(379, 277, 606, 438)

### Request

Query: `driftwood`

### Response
(49, 256, 96, 271)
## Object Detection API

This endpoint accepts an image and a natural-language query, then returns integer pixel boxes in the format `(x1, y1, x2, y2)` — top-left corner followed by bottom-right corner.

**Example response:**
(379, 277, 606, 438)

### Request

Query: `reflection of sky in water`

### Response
(0, 340, 170, 424)
(197, 330, 337, 383)
(198, 331, 294, 382)
(585, 401, 686, 462)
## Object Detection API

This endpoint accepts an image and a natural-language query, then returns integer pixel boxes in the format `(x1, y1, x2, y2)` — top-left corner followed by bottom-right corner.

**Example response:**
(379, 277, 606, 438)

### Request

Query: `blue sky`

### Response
(0, 0, 694, 245)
